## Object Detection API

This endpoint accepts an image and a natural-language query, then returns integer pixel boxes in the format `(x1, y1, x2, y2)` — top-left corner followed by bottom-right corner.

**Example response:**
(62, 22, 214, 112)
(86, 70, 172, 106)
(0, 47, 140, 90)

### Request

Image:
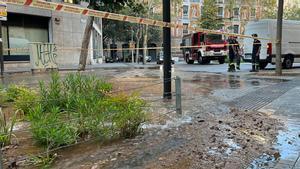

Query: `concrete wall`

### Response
(7, 2, 102, 67)
(7, 4, 51, 17)
(51, 11, 92, 66)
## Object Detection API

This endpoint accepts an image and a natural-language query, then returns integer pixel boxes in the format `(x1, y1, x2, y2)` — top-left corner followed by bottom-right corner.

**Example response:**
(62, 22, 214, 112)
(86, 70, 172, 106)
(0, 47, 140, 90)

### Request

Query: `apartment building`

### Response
(222, 0, 262, 34)
(173, 0, 262, 36)
(285, 0, 300, 8)
(4, 0, 103, 69)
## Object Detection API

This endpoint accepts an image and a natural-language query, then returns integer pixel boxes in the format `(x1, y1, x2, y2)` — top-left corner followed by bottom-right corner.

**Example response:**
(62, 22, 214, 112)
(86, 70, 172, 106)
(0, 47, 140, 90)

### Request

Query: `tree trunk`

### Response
(78, 16, 94, 71)
(136, 38, 140, 63)
(135, 24, 143, 63)
(143, 24, 149, 64)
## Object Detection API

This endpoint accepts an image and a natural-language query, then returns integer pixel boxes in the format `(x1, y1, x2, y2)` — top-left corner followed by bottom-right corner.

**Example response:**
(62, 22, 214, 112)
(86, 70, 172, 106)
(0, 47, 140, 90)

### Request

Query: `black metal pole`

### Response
(0, 20, 3, 76)
(163, 0, 171, 99)
(276, 0, 284, 75)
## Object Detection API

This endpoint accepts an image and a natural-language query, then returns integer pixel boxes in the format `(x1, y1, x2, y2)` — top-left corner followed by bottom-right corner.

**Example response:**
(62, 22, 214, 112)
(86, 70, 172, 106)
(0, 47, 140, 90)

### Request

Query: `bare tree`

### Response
(78, 16, 94, 71)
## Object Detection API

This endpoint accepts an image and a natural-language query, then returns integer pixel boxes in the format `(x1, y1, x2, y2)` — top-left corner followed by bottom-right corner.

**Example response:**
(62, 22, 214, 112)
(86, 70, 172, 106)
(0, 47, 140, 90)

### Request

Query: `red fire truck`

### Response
(181, 32, 228, 64)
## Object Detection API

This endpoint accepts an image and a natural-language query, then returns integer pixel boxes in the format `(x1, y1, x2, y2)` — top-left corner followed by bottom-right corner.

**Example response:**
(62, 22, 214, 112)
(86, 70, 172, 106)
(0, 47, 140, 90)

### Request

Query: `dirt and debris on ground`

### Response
(50, 106, 281, 169)
(0, 68, 287, 169)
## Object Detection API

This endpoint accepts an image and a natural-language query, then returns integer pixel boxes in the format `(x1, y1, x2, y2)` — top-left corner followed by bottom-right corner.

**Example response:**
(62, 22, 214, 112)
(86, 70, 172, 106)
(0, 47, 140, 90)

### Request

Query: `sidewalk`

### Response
(3, 62, 160, 74)
(256, 79, 300, 169)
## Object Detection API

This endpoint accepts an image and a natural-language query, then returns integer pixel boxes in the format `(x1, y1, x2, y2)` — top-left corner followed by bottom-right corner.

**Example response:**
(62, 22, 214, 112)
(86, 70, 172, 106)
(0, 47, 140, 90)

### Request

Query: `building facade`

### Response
(170, 0, 263, 50)
(285, 0, 300, 8)
(173, 0, 262, 36)
(4, 0, 104, 69)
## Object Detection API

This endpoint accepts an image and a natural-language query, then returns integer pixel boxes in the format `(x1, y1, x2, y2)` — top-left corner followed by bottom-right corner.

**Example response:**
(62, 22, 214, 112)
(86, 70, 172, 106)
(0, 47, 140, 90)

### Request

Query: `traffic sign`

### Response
(0, 0, 7, 21)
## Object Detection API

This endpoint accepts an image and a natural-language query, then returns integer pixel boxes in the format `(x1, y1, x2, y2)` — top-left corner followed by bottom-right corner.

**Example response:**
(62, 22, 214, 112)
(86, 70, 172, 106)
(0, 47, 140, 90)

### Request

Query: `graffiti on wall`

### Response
(29, 43, 58, 69)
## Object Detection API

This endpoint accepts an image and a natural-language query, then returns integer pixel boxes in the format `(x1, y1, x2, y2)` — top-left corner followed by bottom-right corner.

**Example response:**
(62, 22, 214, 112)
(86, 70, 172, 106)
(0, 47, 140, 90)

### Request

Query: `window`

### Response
(183, 23, 189, 34)
(4, 13, 49, 61)
(2, 25, 8, 56)
(200, 34, 205, 42)
(233, 25, 239, 33)
(183, 5, 189, 17)
(205, 34, 223, 43)
(218, 7, 224, 16)
(193, 33, 198, 45)
(233, 8, 239, 17)
(63, 0, 80, 4)
(251, 8, 256, 17)
(216, 0, 224, 4)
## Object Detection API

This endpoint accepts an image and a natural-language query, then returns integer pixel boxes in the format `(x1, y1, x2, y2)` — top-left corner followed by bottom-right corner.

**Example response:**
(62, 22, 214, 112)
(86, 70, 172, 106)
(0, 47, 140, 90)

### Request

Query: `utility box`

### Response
(29, 43, 58, 71)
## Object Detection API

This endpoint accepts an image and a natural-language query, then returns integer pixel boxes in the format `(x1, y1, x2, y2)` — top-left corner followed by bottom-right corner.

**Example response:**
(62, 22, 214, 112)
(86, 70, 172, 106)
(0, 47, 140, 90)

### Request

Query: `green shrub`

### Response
(39, 73, 64, 111)
(25, 73, 146, 150)
(29, 154, 57, 169)
(2, 84, 38, 114)
(99, 94, 146, 138)
(115, 94, 146, 138)
(0, 88, 7, 105)
(28, 105, 78, 148)
(14, 88, 38, 114)
(0, 109, 18, 147)
(6, 85, 32, 102)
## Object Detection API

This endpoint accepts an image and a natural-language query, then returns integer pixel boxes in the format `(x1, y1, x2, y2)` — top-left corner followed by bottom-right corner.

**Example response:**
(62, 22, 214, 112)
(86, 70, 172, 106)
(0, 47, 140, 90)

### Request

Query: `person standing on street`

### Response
(228, 36, 237, 72)
(251, 34, 261, 72)
(234, 37, 241, 70)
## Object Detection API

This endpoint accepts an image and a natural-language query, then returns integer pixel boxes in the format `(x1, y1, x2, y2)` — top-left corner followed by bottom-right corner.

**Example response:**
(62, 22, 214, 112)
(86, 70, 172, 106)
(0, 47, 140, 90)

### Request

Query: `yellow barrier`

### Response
(7, 0, 274, 41)
(3, 43, 268, 52)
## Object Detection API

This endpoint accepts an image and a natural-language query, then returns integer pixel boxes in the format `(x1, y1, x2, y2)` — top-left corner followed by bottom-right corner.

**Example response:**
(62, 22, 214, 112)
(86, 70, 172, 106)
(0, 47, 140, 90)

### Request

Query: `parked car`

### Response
(157, 51, 175, 64)
(105, 56, 114, 63)
(138, 55, 152, 62)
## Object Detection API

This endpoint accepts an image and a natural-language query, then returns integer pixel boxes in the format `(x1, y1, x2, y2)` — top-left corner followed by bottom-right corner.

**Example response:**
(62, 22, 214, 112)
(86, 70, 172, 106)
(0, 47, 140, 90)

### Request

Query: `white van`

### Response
(243, 19, 300, 69)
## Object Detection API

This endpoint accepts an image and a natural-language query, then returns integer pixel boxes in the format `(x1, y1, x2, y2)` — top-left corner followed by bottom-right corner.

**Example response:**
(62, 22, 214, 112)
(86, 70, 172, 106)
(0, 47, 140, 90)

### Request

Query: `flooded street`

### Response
(1, 63, 300, 169)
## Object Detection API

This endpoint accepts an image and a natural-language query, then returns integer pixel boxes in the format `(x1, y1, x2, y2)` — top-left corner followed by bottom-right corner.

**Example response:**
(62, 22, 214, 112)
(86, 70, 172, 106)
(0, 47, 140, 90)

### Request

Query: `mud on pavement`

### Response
(1, 69, 283, 169)
(53, 102, 281, 169)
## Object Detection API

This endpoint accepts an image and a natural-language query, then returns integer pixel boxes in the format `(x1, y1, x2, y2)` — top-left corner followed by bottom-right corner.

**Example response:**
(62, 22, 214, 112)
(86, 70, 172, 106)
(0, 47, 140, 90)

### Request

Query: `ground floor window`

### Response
(2, 13, 49, 61)
(233, 25, 239, 34)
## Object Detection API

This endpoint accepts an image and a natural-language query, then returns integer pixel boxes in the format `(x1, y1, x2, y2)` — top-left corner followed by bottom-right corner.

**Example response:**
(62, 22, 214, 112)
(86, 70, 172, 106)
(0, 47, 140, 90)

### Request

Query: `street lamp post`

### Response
(276, 0, 284, 75)
(163, 0, 171, 99)
(0, 21, 3, 76)
(131, 29, 134, 63)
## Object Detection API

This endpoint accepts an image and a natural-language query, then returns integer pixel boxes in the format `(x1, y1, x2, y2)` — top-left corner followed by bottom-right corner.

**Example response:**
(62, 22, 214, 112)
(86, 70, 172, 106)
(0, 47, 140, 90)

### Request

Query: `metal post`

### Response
(175, 76, 182, 115)
(0, 20, 3, 76)
(163, 0, 171, 99)
(276, 0, 284, 76)
(131, 29, 134, 63)
(0, 148, 3, 169)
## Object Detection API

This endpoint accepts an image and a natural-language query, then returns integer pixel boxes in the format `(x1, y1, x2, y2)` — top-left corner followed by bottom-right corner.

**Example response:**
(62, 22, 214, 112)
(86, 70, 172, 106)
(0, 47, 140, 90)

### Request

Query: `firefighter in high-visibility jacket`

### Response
(234, 37, 241, 70)
(250, 34, 261, 72)
(227, 36, 238, 72)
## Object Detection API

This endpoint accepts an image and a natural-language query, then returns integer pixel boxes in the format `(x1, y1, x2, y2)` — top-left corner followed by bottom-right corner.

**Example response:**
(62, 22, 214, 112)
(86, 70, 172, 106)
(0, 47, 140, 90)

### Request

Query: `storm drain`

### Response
(227, 80, 299, 111)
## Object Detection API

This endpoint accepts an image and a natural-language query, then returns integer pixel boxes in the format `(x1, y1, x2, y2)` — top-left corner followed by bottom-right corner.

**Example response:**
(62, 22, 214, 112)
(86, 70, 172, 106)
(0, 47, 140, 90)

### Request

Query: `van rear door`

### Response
(243, 21, 270, 62)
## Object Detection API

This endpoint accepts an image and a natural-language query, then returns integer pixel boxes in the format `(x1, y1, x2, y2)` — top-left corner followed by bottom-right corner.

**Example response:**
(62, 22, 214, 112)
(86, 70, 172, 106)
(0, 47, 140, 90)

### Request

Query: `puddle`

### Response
(135, 66, 160, 70)
(273, 119, 300, 160)
(247, 119, 300, 169)
(13, 122, 30, 131)
(182, 74, 280, 92)
(208, 139, 241, 156)
(247, 153, 277, 169)
(142, 115, 192, 130)
(246, 78, 290, 83)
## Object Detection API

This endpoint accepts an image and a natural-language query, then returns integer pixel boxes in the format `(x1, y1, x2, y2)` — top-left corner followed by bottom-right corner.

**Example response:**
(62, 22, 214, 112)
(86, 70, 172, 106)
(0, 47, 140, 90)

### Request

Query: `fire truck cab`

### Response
(181, 32, 228, 64)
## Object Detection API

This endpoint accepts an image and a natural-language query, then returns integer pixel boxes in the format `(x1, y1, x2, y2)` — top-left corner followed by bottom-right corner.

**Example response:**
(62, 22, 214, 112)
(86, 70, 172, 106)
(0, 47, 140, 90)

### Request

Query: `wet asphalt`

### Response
(2, 61, 300, 169)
